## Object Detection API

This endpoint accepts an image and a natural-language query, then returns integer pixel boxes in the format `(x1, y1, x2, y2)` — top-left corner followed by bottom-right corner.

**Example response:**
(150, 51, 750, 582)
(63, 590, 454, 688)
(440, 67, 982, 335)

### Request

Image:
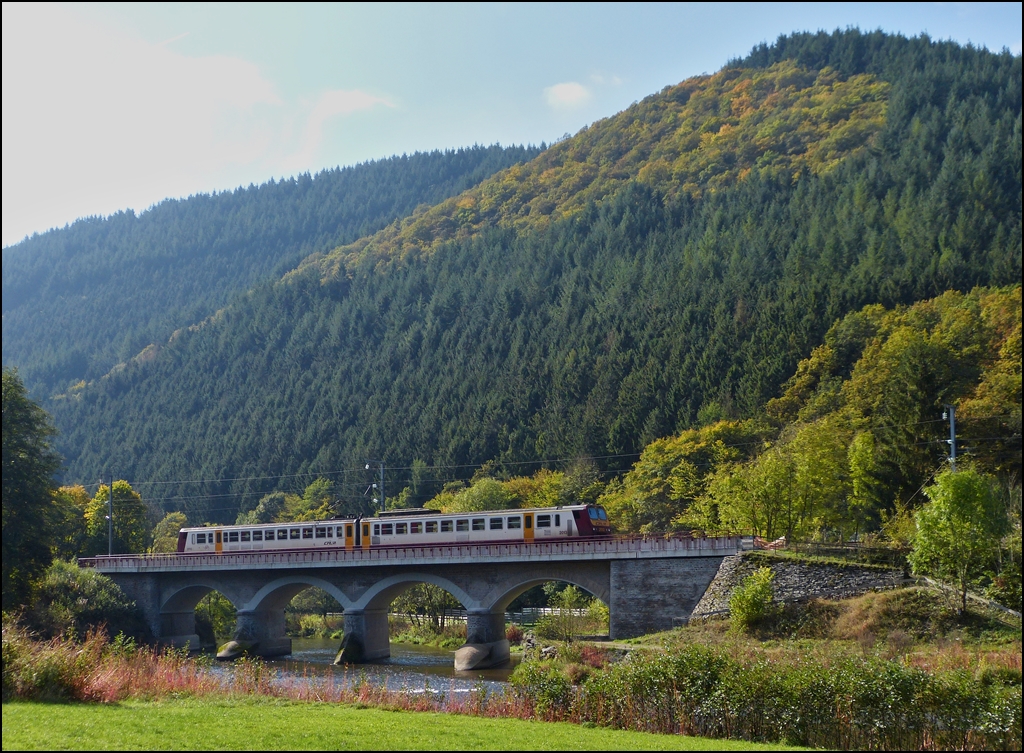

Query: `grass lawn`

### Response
(2, 697, 804, 751)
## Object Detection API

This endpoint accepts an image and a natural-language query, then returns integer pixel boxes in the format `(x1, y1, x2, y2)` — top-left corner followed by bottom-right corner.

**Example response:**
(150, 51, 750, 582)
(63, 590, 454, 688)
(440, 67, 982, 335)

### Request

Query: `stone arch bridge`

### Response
(82, 536, 746, 667)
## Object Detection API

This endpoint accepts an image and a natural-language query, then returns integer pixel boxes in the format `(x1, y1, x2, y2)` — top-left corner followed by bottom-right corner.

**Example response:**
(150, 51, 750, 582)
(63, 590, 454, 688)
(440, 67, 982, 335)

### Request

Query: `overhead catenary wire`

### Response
(72, 413, 1019, 513)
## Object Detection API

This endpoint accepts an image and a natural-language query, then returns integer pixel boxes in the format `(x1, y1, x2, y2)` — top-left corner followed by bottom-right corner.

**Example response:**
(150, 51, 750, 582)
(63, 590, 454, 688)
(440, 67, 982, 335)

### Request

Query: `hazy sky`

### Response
(3, 2, 1021, 247)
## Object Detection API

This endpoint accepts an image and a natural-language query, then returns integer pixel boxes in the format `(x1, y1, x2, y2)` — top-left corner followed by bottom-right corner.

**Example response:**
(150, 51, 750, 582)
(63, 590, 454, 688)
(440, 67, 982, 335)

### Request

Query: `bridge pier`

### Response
(159, 610, 201, 651)
(454, 609, 510, 670)
(337, 609, 390, 663)
(218, 609, 291, 659)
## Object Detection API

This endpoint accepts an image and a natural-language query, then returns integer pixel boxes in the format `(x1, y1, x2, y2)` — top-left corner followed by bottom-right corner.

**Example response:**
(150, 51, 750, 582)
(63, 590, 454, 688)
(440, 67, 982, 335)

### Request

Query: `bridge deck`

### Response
(81, 535, 750, 573)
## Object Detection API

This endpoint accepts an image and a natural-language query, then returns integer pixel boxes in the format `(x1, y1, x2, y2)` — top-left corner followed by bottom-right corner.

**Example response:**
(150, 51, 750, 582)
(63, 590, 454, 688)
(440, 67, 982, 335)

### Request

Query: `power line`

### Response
(67, 414, 1018, 501)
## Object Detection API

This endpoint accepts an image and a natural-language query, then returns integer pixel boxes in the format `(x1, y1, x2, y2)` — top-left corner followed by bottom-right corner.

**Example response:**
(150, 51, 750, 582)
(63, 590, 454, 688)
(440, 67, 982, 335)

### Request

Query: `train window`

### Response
(507, 517, 521, 529)
(410, 522, 422, 534)
(441, 520, 453, 532)
(524, 516, 532, 529)
(216, 531, 222, 543)
(381, 523, 394, 535)
(252, 531, 262, 541)
(555, 514, 561, 526)
(277, 529, 288, 540)
(315, 527, 327, 539)
(426, 521, 438, 533)
(472, 518, 485, 531)
(302, 528, 313, 539)
(196, 533, 206, 544)
(490, 518, 503, 530)
(290, 529, 300, 540)
(456, 520, 469, 532)
(228, 531, 239, 542)
(598, 507, 608, 520)
(536, 515, 551, 528)
(240, 531, 251, 542)
(589, 507, 598, 519)
(327, 527, 333, 537)
(395, 523, 407, 535)
(373, 524, 380, 536)
(346, 525, 354, 538)
(363, 524, 369, 537)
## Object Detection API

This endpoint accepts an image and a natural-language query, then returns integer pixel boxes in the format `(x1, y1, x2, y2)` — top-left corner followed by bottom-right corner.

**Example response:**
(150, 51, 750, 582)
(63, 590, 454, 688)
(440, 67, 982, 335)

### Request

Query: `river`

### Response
(251, 638, 520, 694)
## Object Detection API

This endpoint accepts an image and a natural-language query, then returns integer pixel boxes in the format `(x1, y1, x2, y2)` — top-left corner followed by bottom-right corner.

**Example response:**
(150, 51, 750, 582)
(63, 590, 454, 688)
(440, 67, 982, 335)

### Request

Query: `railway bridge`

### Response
(82, 535, 748, 668)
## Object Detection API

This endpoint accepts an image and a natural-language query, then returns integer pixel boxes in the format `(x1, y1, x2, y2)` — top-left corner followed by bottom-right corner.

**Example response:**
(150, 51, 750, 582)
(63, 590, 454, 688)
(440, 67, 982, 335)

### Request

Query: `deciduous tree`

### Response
(909, 468, 1007, 614)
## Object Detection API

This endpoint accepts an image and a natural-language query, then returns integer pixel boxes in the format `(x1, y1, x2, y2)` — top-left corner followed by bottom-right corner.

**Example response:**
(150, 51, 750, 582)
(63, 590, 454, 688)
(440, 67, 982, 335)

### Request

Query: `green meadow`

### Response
(2, 698, 802, 751)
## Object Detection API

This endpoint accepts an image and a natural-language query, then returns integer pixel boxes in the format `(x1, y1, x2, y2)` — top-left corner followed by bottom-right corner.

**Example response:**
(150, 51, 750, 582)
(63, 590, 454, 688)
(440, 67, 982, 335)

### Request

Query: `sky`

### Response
(2, 2, 1021, 247)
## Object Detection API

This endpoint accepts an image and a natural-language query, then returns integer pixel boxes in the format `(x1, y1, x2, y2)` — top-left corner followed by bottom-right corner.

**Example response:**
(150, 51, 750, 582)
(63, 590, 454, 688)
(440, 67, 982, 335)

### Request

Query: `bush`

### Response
(505, 623, 524, 644)
(563, 662, 590, 685)
(509, 660, 574, 716)
(27, 560, 148, 641)
(729, 566, 779, 632)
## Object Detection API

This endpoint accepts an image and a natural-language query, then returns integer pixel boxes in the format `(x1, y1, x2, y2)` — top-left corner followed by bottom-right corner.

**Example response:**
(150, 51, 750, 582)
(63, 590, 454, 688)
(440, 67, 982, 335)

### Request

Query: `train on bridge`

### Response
(176, 503, 611, 554)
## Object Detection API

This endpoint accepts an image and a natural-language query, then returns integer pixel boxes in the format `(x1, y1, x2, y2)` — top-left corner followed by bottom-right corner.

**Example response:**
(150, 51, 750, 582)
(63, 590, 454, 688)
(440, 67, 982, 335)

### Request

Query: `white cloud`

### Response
(283, 89, 394, 172)
(1, 4, 285, 244)
(543, 81, 592, 110)
(0, 4, 394, 245)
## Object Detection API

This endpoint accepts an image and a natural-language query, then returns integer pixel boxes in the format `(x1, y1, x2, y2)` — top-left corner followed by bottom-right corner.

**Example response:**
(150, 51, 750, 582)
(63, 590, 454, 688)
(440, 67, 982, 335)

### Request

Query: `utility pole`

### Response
(107, 474, 114, 556)
(365, 461, 385, 513)
(943, 405, 957, 472)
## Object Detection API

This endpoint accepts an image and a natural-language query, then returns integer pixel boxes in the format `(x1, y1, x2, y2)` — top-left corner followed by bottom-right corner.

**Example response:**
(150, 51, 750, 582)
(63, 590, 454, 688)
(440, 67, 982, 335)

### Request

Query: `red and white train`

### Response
(176, 503, 611, 554)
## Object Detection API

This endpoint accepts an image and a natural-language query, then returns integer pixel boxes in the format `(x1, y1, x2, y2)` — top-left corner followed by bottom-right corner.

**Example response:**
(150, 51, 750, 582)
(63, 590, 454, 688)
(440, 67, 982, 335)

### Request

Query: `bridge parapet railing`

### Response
(79, 534, 750, 571)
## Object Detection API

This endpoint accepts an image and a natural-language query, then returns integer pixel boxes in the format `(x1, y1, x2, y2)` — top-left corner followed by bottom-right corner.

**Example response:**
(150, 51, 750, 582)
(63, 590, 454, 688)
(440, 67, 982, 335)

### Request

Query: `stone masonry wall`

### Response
(609, 557, 725, 638)
(692, 552, 904, 618)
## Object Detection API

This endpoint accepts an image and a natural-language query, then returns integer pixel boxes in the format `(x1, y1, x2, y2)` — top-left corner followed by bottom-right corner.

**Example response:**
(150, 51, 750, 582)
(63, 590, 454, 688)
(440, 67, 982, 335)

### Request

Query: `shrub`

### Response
(587, 600, 610, 633)
(505, 623, 524, 644)
(729, 566, 778, 632)
(578, 644, 611, 668)
(509, 660, 574, 716)
(563, 662, 590, 685)
(27, 560, 148, 640)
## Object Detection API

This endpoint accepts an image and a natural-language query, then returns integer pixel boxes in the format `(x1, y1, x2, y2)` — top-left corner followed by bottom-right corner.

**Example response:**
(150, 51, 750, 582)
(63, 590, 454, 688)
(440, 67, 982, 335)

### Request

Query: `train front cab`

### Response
(572, 505, 610, 536)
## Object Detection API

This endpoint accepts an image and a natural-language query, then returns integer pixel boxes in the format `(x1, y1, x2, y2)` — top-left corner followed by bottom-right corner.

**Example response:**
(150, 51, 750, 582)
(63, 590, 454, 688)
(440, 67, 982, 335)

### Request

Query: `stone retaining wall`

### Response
(692, 552, 904, 618)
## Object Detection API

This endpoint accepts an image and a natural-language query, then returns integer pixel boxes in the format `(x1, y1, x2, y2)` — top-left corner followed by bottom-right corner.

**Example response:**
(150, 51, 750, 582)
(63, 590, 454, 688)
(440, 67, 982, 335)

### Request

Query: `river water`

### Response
(254, 638, 520, 694)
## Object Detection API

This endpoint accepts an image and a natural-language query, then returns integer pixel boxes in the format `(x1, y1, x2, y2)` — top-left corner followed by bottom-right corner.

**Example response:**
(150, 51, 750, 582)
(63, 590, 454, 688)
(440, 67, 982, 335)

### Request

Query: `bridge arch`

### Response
(477, 571, 611, 613)
(241, 576, 352, 613)
(161, 583, 233, 613)
(350, 572, 478, 612)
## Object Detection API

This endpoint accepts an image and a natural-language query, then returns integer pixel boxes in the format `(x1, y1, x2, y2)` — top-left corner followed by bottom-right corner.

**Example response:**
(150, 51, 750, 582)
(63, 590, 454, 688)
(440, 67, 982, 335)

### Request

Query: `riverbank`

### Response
(2, 697, 801, 751)
(3, 589, 1020, 750)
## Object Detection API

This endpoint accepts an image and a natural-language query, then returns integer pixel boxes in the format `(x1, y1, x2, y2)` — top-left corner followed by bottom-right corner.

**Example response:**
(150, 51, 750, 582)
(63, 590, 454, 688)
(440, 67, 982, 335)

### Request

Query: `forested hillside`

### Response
(23, 30, 1023, 525)
(598, 286, 1021, 538)
(2, 145, 539, 397)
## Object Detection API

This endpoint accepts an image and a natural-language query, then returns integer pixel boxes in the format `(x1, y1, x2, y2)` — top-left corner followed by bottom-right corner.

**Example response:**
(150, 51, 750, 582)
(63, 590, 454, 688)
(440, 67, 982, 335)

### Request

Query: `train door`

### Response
(524, 513, 534, 542)
(345, 522, 355, 550)
(361, 521, 371, 550)
(214, 529, 223, 554)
